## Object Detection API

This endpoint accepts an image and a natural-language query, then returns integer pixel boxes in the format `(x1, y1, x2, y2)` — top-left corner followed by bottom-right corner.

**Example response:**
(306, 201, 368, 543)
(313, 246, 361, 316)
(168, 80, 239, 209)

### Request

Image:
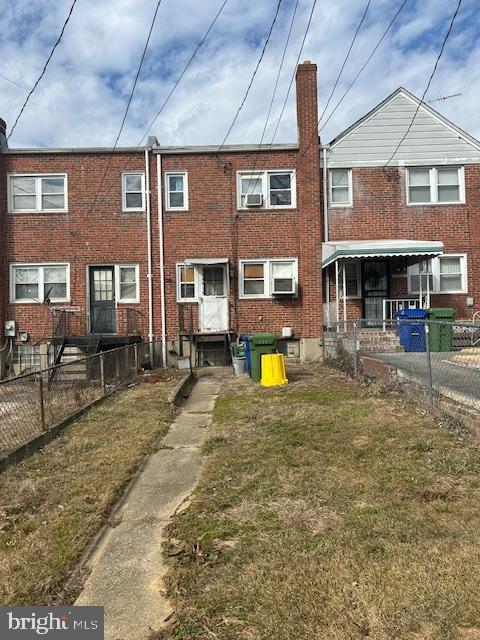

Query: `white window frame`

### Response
(239, 258, 298, 299)
(237, 170, 296, 210)
(406, 166, 465, 205)
(176, 263, 198, 302)
(10, 262, 70, 304)
(329, 168, 353, 207)
(116, 264, 140, 303)
(122, 172, 145, 212)
(341, 261, 362, 299)
(407, 254, 467, 294)
(8, 173, 68, 213)
(165, 172, 188, 211)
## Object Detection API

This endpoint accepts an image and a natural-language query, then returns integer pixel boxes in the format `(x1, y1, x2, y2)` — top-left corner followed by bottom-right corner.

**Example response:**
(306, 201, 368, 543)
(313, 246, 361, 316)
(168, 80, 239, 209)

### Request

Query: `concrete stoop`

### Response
(75, 368, 230, 640)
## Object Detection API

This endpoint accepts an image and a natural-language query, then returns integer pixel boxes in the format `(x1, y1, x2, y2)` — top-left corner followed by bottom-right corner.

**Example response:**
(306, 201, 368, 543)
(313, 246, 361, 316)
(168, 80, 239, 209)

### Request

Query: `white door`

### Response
(199, 266, 228, 332)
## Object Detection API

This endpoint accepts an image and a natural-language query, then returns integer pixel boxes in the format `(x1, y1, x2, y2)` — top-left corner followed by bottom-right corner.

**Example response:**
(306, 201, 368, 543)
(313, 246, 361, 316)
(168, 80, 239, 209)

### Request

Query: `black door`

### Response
(362, 261, 389, 326)
(89, 266, 116, 333)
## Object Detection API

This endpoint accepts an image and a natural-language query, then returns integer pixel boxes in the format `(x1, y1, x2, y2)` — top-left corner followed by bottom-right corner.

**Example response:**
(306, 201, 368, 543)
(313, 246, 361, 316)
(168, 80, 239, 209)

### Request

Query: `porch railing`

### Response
(51, 306, 143, 339)
(383, 298, 421, 321)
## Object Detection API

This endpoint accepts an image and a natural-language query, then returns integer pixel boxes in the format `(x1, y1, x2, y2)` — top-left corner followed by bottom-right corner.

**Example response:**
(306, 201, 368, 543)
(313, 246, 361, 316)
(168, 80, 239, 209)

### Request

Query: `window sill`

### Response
(329, 203, 353, 209)
(237, 207, 297, 213)
(9, 210, 69, 215)
(10, 299, 71, 305)
(406, 201, 465, 207)
(122, 209, 146, 213)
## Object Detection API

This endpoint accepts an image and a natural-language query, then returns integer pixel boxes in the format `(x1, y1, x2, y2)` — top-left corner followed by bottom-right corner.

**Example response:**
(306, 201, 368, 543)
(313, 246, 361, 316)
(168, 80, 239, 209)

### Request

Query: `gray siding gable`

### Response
(328, 88, 480, 167)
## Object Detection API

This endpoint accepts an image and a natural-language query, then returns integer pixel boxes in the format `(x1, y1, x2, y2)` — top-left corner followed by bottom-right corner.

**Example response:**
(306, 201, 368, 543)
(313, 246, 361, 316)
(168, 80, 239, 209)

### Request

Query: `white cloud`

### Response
(0, 0, 478, 149)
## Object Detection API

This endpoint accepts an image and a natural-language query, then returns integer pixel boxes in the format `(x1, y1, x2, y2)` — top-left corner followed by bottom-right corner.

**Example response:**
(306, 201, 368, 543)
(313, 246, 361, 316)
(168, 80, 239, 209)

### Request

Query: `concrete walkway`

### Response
(76, 369, 228, 640)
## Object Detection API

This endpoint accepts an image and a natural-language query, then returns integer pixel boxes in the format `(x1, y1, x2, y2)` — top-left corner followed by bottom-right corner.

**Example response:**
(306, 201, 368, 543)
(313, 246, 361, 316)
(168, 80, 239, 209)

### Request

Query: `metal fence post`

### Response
(37, 376, 46, 430)
(425, 321, 433, 406)
(100, 353, 105, 395)
(134, 344, 139, 372)
(353, 321, 358, 375)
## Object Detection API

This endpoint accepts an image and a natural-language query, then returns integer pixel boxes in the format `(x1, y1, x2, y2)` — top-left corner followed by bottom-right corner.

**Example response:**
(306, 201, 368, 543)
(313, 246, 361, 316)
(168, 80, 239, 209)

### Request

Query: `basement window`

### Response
(9, 174, 67, 212)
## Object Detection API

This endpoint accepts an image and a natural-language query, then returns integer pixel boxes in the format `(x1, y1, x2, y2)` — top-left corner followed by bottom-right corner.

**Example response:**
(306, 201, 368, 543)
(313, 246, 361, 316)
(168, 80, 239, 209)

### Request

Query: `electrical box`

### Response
(4, 320, 16, 337)
(466, 296, 474, 307)
(282, 327, 293, 338)
(18, 331, 28, 343)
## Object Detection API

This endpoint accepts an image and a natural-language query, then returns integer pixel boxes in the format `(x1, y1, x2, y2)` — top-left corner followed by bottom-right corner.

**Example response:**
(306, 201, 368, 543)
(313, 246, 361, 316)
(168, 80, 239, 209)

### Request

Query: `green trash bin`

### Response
(248, 333, 277, 382)
(428, 308, 456, 352)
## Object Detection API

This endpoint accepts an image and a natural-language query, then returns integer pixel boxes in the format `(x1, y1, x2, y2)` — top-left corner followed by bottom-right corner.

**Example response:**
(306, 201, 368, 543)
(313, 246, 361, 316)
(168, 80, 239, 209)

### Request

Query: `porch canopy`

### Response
(322, 239, 444, 269)
(185, 257, 229, 265)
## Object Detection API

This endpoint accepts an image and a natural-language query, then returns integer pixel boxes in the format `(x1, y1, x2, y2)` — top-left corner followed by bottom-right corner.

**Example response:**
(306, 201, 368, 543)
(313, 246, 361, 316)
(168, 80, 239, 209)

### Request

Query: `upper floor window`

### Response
(237, 170, 296, 209)
(239, 258, 298, 298)
(9, 174, 67, 213)
(406, 166, 464, 205)
(122, 172, 145, 211)
(329, 169, 352, 207)
(10, 263, 69, 303)
(166, 172, 188, 210)
(408, 254, 467, 294)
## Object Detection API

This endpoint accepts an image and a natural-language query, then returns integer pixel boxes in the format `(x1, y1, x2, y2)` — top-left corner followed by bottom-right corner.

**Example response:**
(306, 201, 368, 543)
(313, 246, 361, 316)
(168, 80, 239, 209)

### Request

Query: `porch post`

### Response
(426, 258, 431, 309)
(419, 259, 423, 308)
(335, 260, 340, 327)
(342, 260, 347, 333)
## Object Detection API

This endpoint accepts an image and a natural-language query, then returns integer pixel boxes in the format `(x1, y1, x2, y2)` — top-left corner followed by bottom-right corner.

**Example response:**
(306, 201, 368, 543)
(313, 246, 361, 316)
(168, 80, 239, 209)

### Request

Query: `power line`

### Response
(7, 0, 78, 142)
(0, 72, 26, 90)
(319, 0, 410, 133)
(269, 0, 318, 146)
(216, 0, 283, 154)
(87, 0, 163, 217)
(383, 0, 462, 168)
(317, 0, 371, 127)
(427, 92, 461, 103)
(245, 0, 300, 195)
(136, 0, 229, 148)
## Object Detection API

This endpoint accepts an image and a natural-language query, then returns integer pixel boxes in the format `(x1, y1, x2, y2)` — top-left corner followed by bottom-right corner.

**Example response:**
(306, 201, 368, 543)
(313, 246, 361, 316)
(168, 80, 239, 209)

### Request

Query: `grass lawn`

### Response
(0, 372, 182, 605)
(159, 366, 480, 640)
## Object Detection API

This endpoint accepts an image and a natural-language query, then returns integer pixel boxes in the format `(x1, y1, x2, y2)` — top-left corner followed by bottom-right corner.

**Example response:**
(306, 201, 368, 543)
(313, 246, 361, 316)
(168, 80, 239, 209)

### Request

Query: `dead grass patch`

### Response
(0, 373, 182, 605)
(156, 365, 480, 640)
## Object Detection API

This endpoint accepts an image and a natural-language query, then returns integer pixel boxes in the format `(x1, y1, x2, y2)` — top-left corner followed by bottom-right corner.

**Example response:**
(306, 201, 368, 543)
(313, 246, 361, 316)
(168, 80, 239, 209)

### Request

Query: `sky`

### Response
(0, 0, 479, 149)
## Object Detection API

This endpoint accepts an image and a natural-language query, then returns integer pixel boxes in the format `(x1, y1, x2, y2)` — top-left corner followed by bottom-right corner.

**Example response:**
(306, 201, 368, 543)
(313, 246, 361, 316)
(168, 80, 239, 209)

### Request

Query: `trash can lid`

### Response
(428, 307, 456, 318)
(395, 308, 429, 319)
(248, 332, 277, 345)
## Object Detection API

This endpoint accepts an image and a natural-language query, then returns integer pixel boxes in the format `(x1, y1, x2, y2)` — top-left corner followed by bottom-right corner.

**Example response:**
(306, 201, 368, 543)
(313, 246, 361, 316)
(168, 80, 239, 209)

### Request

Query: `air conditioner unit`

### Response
(272, 278, 295, 295)
(245, 193, 263, 207)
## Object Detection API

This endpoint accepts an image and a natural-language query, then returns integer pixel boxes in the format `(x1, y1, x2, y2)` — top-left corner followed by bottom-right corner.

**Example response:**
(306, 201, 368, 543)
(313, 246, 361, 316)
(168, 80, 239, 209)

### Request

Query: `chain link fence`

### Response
(0, 341, 163, 454)
(324, 319, 480, 419)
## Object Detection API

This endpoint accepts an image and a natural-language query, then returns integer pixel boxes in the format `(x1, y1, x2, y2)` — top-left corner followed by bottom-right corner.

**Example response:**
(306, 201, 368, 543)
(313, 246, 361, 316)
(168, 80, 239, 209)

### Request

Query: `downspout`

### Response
(322, 145, 330, 325)
(145, 147, 154, 363)
(156, 153, 167, 368)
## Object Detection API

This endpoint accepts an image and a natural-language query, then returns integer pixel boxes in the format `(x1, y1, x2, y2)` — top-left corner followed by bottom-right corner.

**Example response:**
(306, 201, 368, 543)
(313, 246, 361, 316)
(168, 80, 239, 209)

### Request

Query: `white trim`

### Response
(121, 171, 145, 212)
(10, 262, 70, 304)
(165, 171, 188, 211)
(406, 166, 465, 206)
(8, 173, 68, 213)
(329, 168, 352, 207)
(239, 258, 298, 299)
(237, 170, 296, 210)
(176, 262, 198, 302)
(340, 260, 361, 299)
(408, 254, 467, 295)
(116, 264, 140, 303)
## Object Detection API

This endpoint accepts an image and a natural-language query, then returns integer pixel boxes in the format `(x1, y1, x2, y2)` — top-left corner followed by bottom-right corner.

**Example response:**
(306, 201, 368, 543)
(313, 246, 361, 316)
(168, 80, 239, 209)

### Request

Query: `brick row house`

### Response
(1, 60, 479, 374)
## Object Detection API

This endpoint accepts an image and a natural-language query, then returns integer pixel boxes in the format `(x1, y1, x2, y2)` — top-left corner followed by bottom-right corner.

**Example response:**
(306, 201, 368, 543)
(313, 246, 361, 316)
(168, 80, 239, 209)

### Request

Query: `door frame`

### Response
(361, 260, 390, 323)
(198, 264, 229, 333)
(86, 264, 117, 334)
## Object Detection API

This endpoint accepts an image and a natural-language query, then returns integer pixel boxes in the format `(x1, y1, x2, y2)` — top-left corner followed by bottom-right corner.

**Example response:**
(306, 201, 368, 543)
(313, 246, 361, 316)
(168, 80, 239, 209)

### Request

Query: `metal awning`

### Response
(322, 239, 444, 268)
(184, 257, 229, 266)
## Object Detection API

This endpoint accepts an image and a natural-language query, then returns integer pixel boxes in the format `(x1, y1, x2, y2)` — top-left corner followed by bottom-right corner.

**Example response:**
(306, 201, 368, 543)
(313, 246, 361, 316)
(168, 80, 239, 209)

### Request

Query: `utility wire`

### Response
(269, 0, 317, 146)
(0, 72, 26, 90)
(87, 0, 163, 217)
(383, 0, 462, 167)
(216, 0, 283, 154)
(136, 0, 229, 148)
(245, 0, 300, 195)
(7, 0, 78, 142)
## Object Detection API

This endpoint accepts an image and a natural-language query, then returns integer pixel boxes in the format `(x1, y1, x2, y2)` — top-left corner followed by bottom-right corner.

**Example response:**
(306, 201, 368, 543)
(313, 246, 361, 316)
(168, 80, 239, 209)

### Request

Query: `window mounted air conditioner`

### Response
(245, 193, 263, 207)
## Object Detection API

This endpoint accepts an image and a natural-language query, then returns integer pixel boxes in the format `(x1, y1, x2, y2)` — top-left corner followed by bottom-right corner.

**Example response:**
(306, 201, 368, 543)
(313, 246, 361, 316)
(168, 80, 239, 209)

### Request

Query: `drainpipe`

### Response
(156, 153, 167, 368)
(322, 145, 330, 324)
(145, 147, 154, 364)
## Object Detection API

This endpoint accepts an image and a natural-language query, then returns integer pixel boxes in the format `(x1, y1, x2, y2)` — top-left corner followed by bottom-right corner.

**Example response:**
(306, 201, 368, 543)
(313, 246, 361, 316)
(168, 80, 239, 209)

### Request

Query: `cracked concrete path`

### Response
(75, 368, 230, 640)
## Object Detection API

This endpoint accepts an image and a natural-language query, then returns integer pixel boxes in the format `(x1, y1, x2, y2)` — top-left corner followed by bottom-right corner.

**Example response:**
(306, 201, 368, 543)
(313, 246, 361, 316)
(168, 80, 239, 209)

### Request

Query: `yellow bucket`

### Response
(260, 353, 288, 387)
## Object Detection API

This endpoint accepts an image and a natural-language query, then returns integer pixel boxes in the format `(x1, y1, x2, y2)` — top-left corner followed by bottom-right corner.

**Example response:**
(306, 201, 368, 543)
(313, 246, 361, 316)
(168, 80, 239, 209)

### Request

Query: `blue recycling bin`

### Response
(241, 335, 252, 374)
(395, 308, 428, 352)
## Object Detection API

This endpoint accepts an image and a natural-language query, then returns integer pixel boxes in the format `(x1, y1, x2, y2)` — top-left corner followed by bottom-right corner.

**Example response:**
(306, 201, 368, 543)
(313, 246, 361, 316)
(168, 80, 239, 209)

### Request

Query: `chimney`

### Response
(295, 60, 319, 152)
(0, 118, 7, 151)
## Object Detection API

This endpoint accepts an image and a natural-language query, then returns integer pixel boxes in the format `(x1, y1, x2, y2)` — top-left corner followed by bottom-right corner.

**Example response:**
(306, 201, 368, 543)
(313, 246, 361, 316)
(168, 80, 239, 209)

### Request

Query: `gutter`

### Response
(145, 148, 154, 362)
(156, 154, 167, 368)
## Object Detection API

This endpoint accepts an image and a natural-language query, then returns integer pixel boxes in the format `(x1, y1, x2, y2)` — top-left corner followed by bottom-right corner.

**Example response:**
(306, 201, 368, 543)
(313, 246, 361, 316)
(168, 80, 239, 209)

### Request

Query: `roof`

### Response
(321, 239, 444, 268)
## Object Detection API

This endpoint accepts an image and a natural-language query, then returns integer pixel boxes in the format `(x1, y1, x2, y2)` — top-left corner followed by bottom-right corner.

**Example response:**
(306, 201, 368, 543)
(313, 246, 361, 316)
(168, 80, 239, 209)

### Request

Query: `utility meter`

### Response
(4, 320, 16, 337)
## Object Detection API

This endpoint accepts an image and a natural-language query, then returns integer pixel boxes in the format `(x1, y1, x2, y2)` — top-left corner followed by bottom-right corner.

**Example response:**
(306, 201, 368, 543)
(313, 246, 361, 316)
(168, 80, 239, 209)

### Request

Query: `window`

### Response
(408, 255, 467, 294)
(406, 167, 464, 204)
(118, 265, 139, 302)
(177, 264, 196, 301)
(237, 171, 296, 209)
(10, 263, 69, 303)
(240, 258, 298, 298)
(122, 173, 145, 211)
(339, 261, 361, 298)
(329, 169, 352, 206)
(203, 267, 225, 296)
(166, 172, 188, 210)
(9, 174, 67, 212)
